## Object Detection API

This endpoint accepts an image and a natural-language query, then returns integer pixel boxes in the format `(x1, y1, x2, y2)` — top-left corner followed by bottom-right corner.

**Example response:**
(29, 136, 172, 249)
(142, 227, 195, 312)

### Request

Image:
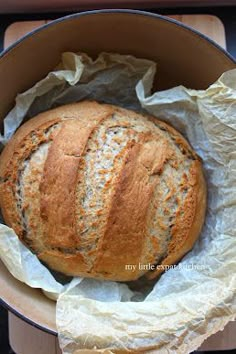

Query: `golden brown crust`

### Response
(0, 100, 207, 281)
(93, 138, 154, 280)
(147, 160, 207, 279)
(0, 118, 61, 238)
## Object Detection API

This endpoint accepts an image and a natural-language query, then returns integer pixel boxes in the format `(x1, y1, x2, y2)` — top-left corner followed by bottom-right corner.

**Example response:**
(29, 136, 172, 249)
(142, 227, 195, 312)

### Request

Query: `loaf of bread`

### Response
(0, 101, 206, 281)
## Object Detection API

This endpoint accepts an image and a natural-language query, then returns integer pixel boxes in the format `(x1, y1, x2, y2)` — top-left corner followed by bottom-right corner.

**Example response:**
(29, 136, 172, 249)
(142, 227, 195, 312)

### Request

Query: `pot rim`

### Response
(1, 9, 235, 64)
(0, 297, 57, 335)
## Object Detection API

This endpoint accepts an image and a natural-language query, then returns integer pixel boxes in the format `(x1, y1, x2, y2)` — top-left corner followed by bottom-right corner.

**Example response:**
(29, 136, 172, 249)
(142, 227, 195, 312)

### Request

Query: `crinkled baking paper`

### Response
(0, 52, 235, 354)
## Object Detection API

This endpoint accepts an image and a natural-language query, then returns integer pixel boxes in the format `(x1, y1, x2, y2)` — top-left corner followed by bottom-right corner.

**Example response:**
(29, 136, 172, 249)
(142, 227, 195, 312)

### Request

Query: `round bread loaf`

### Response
(0, 101, 206, 281)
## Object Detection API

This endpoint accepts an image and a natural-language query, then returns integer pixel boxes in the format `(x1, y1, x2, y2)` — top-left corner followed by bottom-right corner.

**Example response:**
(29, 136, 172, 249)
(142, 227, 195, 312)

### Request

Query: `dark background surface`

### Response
(0, 5, 236, 354)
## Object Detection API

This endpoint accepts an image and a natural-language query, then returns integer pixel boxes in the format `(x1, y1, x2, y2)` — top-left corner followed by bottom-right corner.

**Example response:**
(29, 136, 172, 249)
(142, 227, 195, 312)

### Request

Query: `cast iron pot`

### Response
(0, 9, 235, 335)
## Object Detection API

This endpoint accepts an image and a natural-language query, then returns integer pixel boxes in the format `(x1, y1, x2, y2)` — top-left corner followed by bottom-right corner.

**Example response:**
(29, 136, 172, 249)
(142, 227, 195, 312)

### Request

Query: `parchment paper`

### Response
(0, 52, 235, 354)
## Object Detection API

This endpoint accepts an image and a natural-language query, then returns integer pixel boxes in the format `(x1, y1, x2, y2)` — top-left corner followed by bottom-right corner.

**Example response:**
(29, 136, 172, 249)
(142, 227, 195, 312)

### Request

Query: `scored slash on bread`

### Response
(0, 101, 206, 281)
